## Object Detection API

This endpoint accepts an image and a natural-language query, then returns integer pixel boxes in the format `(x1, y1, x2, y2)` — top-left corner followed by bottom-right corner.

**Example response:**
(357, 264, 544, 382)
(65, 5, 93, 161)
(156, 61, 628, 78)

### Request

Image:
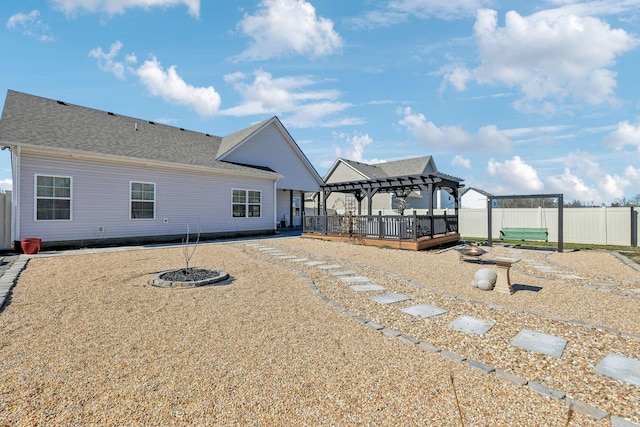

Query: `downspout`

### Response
(10, 146, 20, 246)
(273, 180, 278, 230)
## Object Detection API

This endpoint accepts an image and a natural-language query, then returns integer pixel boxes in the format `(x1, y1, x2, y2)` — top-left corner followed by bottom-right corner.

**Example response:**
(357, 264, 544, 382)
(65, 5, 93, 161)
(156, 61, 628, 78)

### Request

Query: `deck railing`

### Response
(303, 212, 458, 241)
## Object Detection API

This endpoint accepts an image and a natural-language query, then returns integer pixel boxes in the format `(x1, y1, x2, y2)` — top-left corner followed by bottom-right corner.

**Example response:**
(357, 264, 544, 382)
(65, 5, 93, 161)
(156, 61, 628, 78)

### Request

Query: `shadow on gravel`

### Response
(512, 283, 543, 293)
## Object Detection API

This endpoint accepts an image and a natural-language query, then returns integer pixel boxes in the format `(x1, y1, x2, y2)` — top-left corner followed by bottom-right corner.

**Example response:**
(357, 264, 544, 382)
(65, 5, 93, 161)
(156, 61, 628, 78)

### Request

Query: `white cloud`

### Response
(0, 179, 12, 191)
(221, 69, 360, 128)
(88, 40, 135, 80)
(540, 0, 640, 19)
(50, 0, 200, 17)
(445, 9, 639, 110)
(545, 168, 599, 203)
(544, 151, 639, 204)
(90, 42, 220, 116)
(6, 10, 54, 42)
(135, 57, 221, 117)
(333, 132, 385, 164)
(501, 125, 573, 138)
(352, 0, 490, 28)
(604, 120, 640, 151)
(451, 155, 471, 168)
(487, 156, 544, 193)
(235, 0, 342, 61)
(398, 107, 512, 152)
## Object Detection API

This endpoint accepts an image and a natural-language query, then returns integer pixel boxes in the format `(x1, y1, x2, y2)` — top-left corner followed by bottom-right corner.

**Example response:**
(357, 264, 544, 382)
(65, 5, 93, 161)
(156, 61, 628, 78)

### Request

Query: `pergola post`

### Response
(427, 183, 434, 239)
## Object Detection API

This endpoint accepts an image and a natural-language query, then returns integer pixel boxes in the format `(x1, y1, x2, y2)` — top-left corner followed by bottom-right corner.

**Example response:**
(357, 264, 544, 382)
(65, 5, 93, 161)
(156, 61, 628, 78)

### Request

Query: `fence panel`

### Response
(458, 206, 636, 247)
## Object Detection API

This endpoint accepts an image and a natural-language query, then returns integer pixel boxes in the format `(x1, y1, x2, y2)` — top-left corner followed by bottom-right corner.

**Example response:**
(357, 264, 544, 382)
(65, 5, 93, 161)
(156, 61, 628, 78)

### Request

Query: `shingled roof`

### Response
(330, 156, 437, 180)
(0, 90, 280, 178)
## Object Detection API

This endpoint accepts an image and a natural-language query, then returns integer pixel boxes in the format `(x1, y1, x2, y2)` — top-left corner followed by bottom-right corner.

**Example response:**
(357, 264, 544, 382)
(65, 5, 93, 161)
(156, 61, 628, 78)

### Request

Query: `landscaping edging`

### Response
(148, 268, 230, 288)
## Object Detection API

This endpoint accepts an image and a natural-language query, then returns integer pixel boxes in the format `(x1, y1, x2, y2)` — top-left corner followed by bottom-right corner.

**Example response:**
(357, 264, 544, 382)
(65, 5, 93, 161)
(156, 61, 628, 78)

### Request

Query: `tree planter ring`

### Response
(149, 268, 230, 288)
(21, 238, 42, 254)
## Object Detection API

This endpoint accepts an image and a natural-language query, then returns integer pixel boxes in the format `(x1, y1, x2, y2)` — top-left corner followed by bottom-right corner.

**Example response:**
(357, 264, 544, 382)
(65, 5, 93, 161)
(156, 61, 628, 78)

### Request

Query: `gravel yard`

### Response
(0, 237, 638, 426)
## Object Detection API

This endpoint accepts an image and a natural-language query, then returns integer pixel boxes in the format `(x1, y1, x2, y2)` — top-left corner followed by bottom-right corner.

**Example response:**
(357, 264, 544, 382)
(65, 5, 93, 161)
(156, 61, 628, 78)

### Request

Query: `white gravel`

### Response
(0, 237, 638, 426)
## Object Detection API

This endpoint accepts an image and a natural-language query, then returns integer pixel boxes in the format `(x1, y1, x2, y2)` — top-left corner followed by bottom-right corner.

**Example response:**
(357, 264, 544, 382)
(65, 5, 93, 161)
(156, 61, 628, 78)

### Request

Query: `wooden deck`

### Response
(301, 232, 460, 251)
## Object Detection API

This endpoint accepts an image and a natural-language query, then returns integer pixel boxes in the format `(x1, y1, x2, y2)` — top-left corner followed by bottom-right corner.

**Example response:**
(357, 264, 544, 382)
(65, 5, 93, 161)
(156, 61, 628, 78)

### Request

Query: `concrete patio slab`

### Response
(350, 284, 385, 292)
(340, 276, 371, 283)
(593, 353, 640, 387)
(370, 293, 410, 304)
(511, 329, 568, 358)
(448, 315, 496, 336)
(400, 303, 447, 318)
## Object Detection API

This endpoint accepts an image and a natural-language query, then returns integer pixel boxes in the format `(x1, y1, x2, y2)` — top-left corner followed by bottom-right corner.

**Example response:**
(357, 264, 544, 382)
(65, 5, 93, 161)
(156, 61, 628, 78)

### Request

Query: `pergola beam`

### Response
(320, 172, 464, 216)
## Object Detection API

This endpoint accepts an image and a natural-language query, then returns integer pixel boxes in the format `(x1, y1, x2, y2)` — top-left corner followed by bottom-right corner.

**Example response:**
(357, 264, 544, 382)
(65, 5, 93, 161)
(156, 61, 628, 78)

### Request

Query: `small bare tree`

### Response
(182, 219, 201, 271)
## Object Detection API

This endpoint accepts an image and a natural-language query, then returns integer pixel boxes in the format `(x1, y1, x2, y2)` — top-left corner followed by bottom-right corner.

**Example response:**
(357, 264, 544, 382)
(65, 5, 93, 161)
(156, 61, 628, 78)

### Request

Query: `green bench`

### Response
(499, 227, 548, 242)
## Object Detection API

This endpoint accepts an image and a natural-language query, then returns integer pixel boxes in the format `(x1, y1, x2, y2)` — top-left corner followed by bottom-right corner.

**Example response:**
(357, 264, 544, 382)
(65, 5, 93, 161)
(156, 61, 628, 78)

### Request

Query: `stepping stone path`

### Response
(370, 293, 410, 304)
(400, 303, 447, 318)
(448, 315, 496, 336)
(340, 276, 371, 283)
(318, 264, 342, 270)
(245, 242, 640, 426)
(594, 354, 640, 387)
(331, 270, 357, 276)
(350, 284, 385, 292)
(511, 329, 568, 358)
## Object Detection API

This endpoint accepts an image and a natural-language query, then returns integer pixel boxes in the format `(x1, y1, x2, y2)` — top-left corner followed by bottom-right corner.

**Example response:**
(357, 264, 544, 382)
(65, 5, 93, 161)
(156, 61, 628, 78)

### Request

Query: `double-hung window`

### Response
(35, 175, 72, 220)
(130, 182, 155, 219)
(232, 189, 261, 218)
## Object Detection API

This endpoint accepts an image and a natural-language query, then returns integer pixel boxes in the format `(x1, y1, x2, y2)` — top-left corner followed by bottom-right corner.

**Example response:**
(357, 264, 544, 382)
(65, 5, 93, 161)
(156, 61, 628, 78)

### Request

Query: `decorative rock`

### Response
(471, 268, 497, 291)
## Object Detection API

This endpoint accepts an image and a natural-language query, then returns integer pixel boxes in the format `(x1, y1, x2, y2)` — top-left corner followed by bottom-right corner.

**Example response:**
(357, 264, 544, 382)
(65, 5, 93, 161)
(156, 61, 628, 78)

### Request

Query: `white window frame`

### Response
(34, 174, 72, 221)
(130, 181, 156, 220)
(232, 189, 262, 218)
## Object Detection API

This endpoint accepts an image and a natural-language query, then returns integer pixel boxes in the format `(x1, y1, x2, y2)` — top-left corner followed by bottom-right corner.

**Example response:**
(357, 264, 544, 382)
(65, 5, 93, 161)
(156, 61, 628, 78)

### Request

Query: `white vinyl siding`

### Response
(34, 175, 72, 221)
(232, 189, 261, 218)
(221, 123, 321, 192)
(18, 154, 275, 242)
(130, 182, 155, 219)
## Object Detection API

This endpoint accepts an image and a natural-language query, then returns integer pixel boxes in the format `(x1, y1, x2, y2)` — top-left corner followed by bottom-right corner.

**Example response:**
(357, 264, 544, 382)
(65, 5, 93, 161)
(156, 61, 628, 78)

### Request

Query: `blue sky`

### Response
(1, 0, 640, 205)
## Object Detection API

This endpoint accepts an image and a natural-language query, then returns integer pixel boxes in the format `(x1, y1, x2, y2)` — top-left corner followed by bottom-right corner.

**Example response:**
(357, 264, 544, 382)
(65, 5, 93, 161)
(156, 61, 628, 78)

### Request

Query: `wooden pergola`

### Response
(303, 172, 464, 250)
(319, 172, 464, 215)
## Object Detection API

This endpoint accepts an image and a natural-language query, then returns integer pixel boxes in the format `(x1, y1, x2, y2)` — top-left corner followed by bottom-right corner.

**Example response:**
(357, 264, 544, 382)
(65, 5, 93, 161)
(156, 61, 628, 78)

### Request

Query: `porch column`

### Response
(289, 190, 293, 227)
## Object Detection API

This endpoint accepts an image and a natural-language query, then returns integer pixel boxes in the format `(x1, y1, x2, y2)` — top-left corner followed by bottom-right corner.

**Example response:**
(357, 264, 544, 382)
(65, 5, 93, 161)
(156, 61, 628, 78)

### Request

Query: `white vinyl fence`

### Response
(455, 206, 639, 247)
(4, 196, 639, 250)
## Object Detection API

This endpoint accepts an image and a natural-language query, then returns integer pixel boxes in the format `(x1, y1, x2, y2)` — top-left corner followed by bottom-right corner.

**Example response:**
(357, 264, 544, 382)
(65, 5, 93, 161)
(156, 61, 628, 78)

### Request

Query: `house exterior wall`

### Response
(324, 163, 366, 183)
(324, 162, 394, 214)
(17, 153, 276, 244)
(222, 123, 320, 192)
(461, 189, 489, 209)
